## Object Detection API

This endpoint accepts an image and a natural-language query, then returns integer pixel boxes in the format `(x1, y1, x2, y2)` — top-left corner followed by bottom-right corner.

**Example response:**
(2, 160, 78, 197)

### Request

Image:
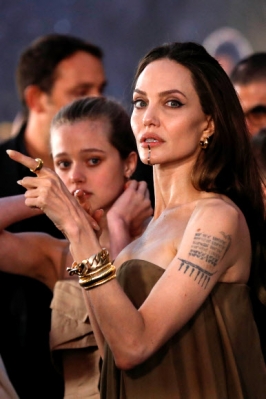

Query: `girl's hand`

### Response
(108, 180, 153, 238)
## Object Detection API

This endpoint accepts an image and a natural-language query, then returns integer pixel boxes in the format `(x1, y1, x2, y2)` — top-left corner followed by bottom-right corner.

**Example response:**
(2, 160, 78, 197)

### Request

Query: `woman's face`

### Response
(131, 58, 213, 167)
(51, 119, 130, 212)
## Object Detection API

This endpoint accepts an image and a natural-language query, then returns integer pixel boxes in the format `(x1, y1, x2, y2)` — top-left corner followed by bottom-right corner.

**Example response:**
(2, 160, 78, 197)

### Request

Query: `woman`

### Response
(1, 96, 152, 398)
(8, 42, 266, 398)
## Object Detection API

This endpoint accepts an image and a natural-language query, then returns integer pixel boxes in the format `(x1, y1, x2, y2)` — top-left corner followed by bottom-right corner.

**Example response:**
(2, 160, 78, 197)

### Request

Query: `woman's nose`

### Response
(143, 106, 160, 127)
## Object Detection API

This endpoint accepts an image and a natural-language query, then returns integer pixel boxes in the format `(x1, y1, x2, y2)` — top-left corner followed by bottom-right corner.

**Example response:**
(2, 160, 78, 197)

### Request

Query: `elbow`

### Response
(113, 342, 148, 371)
(114, 356, 137, 371)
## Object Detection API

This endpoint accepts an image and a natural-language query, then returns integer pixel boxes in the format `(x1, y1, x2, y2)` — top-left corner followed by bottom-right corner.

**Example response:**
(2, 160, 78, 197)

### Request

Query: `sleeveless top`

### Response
(100, 260, 266, 399)
(50, 280, 100, 399)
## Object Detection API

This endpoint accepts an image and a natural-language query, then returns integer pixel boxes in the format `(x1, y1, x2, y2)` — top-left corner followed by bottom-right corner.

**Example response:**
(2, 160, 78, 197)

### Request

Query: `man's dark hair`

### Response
(16, 34, 103, 110)
(230, 52, 266, 84)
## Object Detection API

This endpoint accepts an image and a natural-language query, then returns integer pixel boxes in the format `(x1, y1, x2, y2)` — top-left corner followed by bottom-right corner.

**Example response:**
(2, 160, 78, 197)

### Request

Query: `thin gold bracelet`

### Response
(80, 266, 116, 290)
(79, 263, 115, 285)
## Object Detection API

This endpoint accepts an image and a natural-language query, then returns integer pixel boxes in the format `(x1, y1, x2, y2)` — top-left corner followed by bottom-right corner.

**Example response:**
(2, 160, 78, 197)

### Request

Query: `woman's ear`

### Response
(204, 116, 215, 138)
(199, 117, 215, 144)
(124, 151, 138, 179)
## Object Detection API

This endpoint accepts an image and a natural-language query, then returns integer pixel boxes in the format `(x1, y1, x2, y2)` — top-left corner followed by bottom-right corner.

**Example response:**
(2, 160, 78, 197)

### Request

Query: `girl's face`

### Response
(51, 119, 133, 212)
(131, 59, 214, 168)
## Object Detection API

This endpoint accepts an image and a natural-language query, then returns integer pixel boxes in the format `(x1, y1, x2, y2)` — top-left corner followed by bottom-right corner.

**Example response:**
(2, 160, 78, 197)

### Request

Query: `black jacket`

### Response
(0, 124, 64, 399)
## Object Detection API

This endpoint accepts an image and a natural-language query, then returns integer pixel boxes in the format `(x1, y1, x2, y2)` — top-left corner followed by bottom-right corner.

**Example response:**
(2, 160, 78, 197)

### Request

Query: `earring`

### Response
(199, 137, 209, 149)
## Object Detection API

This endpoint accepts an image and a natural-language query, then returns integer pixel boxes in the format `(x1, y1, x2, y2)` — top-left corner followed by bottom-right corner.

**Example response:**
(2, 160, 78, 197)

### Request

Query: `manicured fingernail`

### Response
(17, 180, 22, 185)
(93, 223, 100, 231)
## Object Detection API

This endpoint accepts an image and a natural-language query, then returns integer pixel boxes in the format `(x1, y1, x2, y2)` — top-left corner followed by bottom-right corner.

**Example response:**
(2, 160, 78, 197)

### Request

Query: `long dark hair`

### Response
(133, 42, 266, 304)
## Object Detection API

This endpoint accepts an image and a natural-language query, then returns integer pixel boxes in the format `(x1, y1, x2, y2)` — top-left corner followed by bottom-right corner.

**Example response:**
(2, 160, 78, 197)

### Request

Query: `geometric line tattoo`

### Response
(178, 258, 217, 289)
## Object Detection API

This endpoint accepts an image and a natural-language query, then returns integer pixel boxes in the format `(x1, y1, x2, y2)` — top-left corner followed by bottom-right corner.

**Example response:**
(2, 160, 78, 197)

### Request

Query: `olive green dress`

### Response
(100, 260, 266, 399)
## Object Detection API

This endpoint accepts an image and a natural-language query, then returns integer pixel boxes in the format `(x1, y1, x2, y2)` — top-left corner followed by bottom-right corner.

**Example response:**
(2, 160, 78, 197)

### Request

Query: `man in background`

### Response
(231, 52, 266, 136)
(0, 33, 106, 399)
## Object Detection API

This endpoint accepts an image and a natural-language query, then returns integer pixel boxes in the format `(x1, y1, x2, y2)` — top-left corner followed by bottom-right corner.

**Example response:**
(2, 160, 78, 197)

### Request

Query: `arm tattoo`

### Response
(188, 231, 231, 267)
(177, 258, 217, 289)
(176, 231, 231, 288)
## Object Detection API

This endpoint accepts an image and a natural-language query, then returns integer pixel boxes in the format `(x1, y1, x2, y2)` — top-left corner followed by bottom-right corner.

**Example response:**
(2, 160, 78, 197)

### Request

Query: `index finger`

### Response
(136, 181, 148, 193)
(124, 179, 138, 190)
(6, 149, 40, 171)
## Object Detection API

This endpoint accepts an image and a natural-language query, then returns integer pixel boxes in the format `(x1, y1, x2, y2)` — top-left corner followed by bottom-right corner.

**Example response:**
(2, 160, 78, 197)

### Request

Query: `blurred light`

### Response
(53, 19, 71, 33)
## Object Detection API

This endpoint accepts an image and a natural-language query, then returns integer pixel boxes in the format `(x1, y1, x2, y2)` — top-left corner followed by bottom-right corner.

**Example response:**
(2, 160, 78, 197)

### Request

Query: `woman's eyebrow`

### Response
(133, 88, 187, 99)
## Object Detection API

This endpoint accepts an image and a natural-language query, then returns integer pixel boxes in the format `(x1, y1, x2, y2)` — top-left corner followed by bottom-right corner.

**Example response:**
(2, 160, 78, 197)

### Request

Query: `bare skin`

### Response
(7, 59, 252, 371)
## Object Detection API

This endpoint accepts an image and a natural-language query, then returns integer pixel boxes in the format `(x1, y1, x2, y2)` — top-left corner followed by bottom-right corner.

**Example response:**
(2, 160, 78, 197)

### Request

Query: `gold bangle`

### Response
(81, 268, 117, 290)
(79, 264, 116, 285)
(82, 263, 114, 280)
(79, 263, 114, 285)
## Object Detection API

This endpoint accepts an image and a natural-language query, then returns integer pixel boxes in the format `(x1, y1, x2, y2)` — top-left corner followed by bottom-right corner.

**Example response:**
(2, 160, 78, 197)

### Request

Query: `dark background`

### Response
(1, 0, 266, 123)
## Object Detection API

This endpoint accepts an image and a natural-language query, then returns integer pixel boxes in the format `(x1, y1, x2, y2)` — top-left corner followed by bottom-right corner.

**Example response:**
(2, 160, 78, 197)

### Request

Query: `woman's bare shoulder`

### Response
(193, 195, 245, 225)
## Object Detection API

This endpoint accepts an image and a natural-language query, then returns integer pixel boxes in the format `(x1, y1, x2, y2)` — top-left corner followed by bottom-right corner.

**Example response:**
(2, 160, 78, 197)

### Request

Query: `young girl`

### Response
(1, 96, 153, 398)
(8, 43, 266, 398)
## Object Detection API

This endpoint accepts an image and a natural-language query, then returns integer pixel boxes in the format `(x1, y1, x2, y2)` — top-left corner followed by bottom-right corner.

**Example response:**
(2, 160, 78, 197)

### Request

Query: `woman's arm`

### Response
(81, 289, 105, 358)
(84, 201, 246, 369)
(64, 179, 153, 356)
(7, 150, 247, 368)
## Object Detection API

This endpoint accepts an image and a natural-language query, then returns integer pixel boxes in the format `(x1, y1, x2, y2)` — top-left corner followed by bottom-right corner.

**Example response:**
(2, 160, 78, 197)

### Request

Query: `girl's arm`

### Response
(0, 194, 69, 290)
(0, 194, 42, 230)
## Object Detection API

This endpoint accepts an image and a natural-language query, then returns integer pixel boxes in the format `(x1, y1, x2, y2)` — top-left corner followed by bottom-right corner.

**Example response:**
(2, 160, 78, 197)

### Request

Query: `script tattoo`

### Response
(188, 231, 231, 267)
(177, 258, 217, 289)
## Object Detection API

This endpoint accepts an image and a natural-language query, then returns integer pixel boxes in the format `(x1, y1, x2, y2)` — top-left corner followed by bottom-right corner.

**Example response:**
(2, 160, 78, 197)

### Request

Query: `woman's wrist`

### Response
(67, 248, 116, 291)
(66, 220, 103, 265)
(59, 200, 96, 239)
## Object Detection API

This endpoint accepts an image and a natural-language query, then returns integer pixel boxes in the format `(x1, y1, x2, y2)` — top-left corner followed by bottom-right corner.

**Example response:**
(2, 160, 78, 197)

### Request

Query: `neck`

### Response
(24, 114, 54, 169)
(152, 160, 204, 217)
